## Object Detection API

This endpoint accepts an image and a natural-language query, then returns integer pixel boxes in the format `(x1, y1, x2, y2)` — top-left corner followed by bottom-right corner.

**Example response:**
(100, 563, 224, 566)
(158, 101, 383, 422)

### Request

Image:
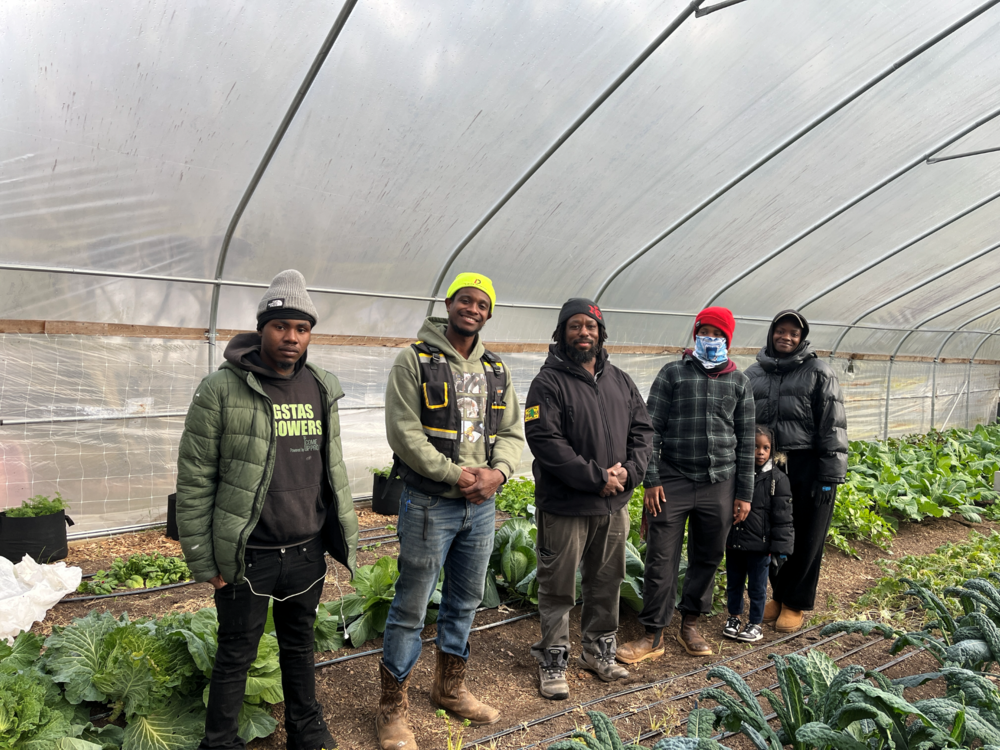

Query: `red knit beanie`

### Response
(693, 306, 736, 347)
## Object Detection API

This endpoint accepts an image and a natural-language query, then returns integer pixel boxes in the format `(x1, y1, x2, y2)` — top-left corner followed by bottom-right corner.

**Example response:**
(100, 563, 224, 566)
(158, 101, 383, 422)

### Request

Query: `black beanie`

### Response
(557, 298, 605, 329)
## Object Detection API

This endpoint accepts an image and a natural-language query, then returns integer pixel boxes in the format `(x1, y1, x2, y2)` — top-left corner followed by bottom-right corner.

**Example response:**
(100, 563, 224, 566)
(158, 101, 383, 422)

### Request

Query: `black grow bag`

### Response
(166, 493, 179, 541)
(372, 473, 404, 516)
(0, 509, 74, 563)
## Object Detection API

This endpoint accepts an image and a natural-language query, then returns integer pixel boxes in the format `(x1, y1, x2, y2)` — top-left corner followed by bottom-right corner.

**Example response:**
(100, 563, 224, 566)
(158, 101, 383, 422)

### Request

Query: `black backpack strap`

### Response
(480, 349, 503, 379)
(411, 341, 444, 370)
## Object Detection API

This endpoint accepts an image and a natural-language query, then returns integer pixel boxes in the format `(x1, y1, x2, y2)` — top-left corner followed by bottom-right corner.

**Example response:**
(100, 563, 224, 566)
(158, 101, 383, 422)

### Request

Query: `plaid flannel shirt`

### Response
(643, 356, 755, 501)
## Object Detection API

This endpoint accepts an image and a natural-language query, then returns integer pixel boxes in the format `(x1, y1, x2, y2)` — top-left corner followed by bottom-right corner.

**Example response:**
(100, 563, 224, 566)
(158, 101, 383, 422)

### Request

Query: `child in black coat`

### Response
(722, 424, 794, 641)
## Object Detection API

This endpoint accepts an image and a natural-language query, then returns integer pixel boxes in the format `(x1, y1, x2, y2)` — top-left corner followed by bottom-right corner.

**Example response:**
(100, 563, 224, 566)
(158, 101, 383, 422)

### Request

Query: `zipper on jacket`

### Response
(235, 372, 276, 584)
(318, 372, 352, 576)
(594, 378, 617, 515)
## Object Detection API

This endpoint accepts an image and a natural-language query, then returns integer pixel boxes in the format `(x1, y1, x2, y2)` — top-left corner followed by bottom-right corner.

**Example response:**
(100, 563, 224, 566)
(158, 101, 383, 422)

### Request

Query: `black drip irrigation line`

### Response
(525, 629, 909, 750)
(511, 629, 847, 750)
(59, 579, 199, 603)
(472, 622, 827, 747)
(315, 610, 538, 668)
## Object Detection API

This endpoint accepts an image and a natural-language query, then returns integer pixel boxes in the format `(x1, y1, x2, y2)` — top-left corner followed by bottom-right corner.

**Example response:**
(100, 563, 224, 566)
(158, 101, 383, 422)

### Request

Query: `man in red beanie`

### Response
(617, 306, 755, 662)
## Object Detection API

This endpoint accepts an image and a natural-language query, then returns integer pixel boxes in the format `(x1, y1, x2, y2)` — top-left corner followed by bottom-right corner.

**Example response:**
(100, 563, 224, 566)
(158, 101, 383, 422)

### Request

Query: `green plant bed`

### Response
(4, 492, 69, 518)
(77, 552, 192, 594)
(832, 423, 1000, 556)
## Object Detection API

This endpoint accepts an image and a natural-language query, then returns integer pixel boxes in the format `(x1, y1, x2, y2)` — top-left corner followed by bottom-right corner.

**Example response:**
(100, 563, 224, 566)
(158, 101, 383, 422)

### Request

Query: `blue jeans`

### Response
(382, 485, 495, 681)
(725, 549, 770, 624)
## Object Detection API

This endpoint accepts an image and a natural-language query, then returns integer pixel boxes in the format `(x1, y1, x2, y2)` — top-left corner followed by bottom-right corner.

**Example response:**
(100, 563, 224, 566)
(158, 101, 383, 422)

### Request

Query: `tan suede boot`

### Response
(763, 599, 782, 625)
(676, 613, 712, 656)
(615, 630, 666, 664)
(376, 661, 418, 750)
(429, 650, 500, 726)
(776, 605, 804, 633)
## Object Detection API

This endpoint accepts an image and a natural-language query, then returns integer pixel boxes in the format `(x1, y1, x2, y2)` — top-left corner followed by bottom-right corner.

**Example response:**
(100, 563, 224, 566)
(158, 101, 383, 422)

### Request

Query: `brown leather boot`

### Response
(763, 599, 782, 625)
(676, 613, 712, 656)
(376, 661, 418, 750)
(430, 649, 500, 726)
(615, 630, 666, 664)
(776, 605, 804, 633)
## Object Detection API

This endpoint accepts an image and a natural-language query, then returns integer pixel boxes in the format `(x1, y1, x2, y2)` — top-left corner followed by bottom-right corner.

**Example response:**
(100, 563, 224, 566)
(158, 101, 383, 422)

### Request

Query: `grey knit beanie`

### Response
(256, 270, 318, 330)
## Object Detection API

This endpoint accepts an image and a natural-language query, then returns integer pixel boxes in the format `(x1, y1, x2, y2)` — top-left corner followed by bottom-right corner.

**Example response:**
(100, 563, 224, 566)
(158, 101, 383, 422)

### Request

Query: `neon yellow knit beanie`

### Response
(446, 272, 496, 311)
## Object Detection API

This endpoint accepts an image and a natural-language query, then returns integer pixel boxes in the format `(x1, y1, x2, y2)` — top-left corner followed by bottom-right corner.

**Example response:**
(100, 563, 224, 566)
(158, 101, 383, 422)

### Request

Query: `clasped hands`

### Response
(600, 462, 629, 498)
(457, 466, 505, 504)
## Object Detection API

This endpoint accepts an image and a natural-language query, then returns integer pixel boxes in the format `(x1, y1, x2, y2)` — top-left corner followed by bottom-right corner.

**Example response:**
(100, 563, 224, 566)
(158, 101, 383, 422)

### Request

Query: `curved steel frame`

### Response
(965, 323, 1000, 428)
(883, 285, 1000, 437)
(424, 0, 704, 316)
(205, 0, 359, 369)
(593, 0, 1000, 303)
(703, 105, 1000, 309)
(800, 187, 1000, 320)
(828, 233, 1000, 356)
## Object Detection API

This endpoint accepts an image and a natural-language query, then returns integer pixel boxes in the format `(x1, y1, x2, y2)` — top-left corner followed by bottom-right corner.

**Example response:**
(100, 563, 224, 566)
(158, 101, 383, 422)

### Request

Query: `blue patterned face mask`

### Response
(694, 336, 728, 367)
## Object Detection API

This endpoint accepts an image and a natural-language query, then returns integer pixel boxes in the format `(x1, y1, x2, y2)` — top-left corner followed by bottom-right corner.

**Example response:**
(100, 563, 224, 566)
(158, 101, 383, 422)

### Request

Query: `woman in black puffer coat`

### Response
(745, 309, 847, 632)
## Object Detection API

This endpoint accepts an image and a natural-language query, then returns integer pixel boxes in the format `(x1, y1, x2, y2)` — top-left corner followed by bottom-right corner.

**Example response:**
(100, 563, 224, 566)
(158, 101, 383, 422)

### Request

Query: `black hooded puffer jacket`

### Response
(744, 310, 848, 484)
(727, 458, 794, 555)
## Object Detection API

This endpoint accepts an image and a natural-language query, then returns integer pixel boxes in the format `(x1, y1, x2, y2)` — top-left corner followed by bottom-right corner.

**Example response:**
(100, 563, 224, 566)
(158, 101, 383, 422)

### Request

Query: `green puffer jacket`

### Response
(176, 360, 358, 584)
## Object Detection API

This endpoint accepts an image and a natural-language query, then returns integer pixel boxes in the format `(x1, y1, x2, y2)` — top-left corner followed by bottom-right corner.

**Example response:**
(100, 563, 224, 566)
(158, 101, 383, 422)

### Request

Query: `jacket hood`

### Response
(223, 331, 308, 379)
(682, 349, 737, 376)
(542, 342, 609, 380)
(758, 309, 815, 373)
(417, 317, 486, 362)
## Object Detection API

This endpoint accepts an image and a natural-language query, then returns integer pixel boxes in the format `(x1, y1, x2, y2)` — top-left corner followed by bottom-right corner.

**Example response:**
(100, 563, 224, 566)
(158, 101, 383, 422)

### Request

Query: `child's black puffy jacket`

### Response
(726, 458, 794, 555)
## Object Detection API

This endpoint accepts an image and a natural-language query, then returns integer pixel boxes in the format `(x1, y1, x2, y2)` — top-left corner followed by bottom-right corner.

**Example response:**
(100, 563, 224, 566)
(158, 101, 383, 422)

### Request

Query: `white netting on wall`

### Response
(1, 334, 997, 535)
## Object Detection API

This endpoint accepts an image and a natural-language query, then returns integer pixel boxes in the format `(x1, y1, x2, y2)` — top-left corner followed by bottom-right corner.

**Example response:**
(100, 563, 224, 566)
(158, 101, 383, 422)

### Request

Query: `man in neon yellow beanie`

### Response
(375, 272, 524, 750)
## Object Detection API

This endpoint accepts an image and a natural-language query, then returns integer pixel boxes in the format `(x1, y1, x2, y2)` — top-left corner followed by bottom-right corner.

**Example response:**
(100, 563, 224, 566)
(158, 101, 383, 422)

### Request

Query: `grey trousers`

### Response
(530, 507, 629, 663)
(638, 470, 734, 631)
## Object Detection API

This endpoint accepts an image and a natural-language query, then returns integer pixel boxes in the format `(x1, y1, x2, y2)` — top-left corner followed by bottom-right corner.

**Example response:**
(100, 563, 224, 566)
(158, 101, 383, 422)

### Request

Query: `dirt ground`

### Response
(40, 511, 997, 750)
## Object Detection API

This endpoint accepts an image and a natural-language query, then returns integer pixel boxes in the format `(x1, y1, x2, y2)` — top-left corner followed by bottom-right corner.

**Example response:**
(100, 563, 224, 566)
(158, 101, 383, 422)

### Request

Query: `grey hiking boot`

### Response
(578, 635, 629, 682)
(538, 646, 569, 701)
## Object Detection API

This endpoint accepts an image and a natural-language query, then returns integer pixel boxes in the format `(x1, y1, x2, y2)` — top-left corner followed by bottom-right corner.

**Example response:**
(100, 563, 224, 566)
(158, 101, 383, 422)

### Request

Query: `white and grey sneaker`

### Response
(539, 646, 569, 700)
(723, 616, 742, 640)
(578, 635, 629, 682)
(737, 622, 763, 642)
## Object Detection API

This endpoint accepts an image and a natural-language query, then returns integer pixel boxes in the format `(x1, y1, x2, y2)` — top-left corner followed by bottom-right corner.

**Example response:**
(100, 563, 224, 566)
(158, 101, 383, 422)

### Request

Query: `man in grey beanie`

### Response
(177, 269, 359, 750)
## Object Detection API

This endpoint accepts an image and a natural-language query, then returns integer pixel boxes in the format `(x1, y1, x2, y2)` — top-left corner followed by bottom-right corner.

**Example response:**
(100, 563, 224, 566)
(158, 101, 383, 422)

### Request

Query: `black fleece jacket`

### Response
(727, 459, 794, 555)
(524, 345, 654, 516)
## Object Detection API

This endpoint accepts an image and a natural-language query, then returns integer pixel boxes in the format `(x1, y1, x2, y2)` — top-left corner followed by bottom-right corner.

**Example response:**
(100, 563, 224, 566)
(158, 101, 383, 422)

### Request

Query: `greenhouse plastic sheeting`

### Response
(5, 0, 1000, 355)
(6, 0, 1000, 533)
(1, 334, 997, 534)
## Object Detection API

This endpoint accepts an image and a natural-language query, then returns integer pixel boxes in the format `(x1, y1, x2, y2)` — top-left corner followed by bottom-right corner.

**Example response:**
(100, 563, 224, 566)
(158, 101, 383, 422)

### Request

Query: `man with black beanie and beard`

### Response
(523, 299, 653, 700)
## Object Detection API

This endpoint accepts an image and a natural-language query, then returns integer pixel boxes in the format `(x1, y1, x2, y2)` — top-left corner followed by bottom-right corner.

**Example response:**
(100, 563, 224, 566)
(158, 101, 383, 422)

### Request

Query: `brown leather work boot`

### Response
(376, 660, 418, 750)
(430, 649, 500, 726)
(615, 629, 666, 664)
(776, 605, 804, 633)
(763, 599, 781, 625)
(677, 613, 712, 656)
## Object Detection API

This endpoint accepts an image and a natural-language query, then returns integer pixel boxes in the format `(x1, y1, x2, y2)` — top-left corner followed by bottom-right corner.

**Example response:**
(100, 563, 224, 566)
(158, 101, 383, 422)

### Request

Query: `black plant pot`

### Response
(372, 474, 403, 516)
(0, 509, 74, 564)
(166, 493, 180, 541)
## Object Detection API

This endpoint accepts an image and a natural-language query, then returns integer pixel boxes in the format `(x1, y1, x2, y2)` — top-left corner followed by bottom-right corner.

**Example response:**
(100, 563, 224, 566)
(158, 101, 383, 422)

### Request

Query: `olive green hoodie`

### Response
(385, 317, 524, 498)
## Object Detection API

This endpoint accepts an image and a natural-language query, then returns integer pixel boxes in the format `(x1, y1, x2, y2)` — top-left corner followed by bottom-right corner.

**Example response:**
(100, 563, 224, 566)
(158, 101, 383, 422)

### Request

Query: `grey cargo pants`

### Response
(530, 507, 629, 663)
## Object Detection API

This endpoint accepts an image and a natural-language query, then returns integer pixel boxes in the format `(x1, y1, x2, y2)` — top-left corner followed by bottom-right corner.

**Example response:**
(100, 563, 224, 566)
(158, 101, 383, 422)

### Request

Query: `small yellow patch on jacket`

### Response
(524, 405, 540, 422)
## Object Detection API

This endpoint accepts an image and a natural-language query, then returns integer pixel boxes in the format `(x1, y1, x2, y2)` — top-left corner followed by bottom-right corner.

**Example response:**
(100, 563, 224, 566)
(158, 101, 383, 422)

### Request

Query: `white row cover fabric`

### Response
(0, 555, 81, 643)
(4, 1, 1000, 356)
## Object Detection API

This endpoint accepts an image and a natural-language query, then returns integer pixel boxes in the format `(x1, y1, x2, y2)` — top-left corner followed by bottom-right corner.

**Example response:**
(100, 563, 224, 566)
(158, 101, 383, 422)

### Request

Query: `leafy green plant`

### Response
(699, 649, 1000, 750)
(368, 465, 394, 480)
(5, 492, 68, 518)
(546, 710, 646, 749)
(856, 530, 1000, 612)
(490, 517, 539, 606)
(78, 553, 192, 594)
(494, 477, 535, 517)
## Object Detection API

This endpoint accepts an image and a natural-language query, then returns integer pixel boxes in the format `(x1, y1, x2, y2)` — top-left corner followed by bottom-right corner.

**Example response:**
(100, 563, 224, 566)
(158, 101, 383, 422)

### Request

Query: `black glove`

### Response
(769, 554, 787, 576)
(812, 481, 836, 507)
